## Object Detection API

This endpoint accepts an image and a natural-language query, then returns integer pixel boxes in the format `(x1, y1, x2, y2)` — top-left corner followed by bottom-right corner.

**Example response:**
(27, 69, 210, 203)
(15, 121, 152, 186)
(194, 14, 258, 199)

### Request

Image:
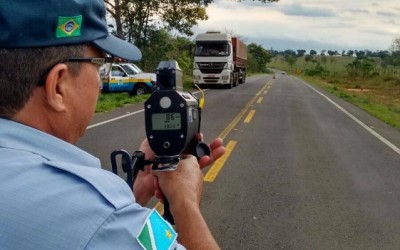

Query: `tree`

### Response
(346, 50, 354, 57)
(355, 50, 366, 58)
(310, 49, 317, 56)
(327, 50, 335, 56)
(105, 0, 124, 38)
(304, 54, 313, 69)
(390, 37, 400, 52)
(389, 38, 400, 66)
(247, 43, 272, 72)
(284, 54, 297, 67)
(118, 0, 211, 48)
(304, 54, 313, 63)
(166, 36, 194, 76)
(304, 63, 329, 77)
(365, 50, 374, 57)
(296, 49, 306, 57)
(283, 49, 296, 57)
(377, 50, 390, 60)
(138, 28, 174, 70)
(346, 58, 377, 79)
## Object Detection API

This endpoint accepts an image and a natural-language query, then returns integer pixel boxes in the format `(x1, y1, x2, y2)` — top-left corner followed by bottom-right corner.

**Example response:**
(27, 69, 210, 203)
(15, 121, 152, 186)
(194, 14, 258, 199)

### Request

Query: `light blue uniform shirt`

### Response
(0, 118, 183, 250)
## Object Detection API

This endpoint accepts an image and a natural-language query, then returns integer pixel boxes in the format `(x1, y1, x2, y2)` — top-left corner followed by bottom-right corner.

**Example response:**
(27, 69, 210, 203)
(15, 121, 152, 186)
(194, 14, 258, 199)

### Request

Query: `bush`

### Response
(346, 58, 377, 79)
(304, 63, 329, 77)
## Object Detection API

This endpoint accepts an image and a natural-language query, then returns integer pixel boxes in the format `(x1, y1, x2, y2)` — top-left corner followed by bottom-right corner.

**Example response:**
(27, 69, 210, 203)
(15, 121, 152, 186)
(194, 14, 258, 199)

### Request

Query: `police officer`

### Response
(0, 0, 225, 249)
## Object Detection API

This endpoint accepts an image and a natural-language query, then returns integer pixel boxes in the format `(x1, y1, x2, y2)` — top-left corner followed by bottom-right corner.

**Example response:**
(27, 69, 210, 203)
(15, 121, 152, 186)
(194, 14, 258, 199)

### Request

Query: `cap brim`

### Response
(92, 35, 142, 61)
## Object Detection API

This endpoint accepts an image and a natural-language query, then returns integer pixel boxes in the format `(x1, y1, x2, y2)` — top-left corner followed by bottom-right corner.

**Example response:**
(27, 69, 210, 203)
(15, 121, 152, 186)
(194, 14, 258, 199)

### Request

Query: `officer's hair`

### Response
(0, 45, 86, 118)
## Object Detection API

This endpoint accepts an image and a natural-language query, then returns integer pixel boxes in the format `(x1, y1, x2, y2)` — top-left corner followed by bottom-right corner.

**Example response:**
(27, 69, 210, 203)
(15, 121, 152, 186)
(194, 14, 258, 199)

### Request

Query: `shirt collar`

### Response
(0, 118, 101, 167)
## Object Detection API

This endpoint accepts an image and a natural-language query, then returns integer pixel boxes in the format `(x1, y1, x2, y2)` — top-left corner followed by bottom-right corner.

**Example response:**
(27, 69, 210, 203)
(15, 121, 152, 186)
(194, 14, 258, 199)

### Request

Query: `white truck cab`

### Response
(193, 32, 234, 88)
(193, 31, 247, 89)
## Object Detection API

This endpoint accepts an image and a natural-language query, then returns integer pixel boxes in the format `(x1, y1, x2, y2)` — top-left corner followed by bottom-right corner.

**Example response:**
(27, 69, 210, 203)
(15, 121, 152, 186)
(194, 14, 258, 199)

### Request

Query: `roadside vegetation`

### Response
(268, 41, 400, 129)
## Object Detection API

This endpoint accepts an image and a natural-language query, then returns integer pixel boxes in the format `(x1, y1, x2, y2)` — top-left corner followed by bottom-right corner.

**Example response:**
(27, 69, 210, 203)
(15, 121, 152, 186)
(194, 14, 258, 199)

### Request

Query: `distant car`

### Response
(101, 63, 156, 95)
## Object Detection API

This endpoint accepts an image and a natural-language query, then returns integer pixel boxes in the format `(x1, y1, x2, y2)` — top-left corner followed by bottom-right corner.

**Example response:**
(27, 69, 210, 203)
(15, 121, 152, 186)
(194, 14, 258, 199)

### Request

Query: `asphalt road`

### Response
(77, 74, 400, 249)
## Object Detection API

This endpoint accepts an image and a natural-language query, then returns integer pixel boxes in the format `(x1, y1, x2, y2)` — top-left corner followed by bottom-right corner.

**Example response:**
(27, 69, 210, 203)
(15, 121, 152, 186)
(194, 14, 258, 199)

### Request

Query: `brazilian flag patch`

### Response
(137, 209, 177, 250)
(56, 15, 82, 38)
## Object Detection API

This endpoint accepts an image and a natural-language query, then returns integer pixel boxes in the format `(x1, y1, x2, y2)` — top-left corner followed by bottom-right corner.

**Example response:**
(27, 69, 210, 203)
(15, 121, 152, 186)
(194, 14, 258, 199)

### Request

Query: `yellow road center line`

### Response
(244, 110, 256, 123)
(257, 97, 263, 104)
(218, 107, 248, 140)
(263, 90, 268, 95)
(218, 81, 271, 140)
(204, 140, 237, 182)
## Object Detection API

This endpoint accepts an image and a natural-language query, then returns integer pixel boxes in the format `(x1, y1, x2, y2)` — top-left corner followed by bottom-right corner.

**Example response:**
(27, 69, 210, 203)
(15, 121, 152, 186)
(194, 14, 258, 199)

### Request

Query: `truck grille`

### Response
(203, 77, 220, 83)
(197, 62, 226, 74)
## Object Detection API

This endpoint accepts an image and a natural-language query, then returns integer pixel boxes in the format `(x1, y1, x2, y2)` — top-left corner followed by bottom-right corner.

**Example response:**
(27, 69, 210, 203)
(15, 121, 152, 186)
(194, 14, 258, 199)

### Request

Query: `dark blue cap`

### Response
(0, 0, 141, 61)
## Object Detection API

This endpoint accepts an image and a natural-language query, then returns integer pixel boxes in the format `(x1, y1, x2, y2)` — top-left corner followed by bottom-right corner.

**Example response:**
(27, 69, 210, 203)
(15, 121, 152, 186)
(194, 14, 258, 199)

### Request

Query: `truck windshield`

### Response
(195, 42, 230, 57)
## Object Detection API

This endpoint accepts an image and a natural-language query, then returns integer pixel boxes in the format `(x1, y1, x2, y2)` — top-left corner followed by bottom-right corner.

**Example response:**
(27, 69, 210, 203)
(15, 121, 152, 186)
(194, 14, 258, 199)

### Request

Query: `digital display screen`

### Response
(152, 113, 182, 130)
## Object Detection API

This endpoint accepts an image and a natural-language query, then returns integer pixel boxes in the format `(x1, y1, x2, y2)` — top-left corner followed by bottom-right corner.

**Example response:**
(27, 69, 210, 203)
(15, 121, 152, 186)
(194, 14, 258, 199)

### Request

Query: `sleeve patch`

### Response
(137, 209, 177, 250)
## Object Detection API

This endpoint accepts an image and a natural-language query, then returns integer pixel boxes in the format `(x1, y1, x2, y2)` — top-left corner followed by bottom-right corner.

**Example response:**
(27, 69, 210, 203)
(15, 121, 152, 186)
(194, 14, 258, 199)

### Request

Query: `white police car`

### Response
(101, 63, 156, 95)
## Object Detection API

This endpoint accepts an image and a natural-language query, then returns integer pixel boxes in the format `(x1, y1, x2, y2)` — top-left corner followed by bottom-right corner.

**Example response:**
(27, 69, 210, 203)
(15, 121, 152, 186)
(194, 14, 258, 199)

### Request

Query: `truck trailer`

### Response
(193, 31, 248, 88)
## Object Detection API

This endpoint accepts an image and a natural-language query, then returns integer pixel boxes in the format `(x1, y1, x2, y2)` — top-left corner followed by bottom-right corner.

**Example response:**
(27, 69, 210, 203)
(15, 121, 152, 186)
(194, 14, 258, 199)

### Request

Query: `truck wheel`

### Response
(132, 84, 148, 96)
(240, 74, 246, 84)
(235, 73, 239, 87)
(225, 73, 234, 89)
(226, 78, 233, 89)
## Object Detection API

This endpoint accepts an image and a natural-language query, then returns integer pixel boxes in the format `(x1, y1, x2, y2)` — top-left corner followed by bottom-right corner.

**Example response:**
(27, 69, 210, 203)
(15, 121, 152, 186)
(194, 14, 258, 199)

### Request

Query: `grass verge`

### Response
(96, 93, 150, 113)
(301, 75, 400, 130)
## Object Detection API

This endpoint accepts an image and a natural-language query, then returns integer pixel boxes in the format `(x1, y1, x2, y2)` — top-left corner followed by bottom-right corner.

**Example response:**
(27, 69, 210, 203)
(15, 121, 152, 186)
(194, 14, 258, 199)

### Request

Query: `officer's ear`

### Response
(43, 63, 70, 112)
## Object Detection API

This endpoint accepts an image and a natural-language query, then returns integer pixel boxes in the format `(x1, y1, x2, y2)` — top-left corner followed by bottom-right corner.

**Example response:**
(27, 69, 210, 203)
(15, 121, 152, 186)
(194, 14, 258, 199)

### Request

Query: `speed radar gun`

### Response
(111, 60, 210, 224)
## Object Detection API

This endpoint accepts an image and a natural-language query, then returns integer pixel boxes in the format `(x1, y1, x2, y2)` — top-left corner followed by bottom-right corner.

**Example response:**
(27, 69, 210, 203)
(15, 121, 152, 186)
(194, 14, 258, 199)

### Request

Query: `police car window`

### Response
(111, 66, 126, 77)
(121, 65, 137, 75)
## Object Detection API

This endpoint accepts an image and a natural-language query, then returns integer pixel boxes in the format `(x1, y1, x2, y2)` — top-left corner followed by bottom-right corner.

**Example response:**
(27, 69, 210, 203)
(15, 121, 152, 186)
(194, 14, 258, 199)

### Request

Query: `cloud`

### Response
(376, 11, 397, 17)
(193, 0, 399, 52)
(344, 8, 370, 14)
(211, 0, 276, 9)
(282, 3, 336, 17)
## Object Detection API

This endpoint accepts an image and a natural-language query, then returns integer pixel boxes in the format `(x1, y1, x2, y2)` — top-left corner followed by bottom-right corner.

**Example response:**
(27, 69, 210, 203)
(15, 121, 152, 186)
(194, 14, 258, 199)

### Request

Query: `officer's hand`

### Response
(132, 139, 157, 205)
(153, 155, 203, 208)
(133, 137, 225, 205)
(198, 136, 226, 168)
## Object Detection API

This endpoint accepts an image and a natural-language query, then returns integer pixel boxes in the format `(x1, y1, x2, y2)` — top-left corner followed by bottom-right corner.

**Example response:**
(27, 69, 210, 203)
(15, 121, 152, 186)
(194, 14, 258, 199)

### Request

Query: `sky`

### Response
(191, 0, 400, 53)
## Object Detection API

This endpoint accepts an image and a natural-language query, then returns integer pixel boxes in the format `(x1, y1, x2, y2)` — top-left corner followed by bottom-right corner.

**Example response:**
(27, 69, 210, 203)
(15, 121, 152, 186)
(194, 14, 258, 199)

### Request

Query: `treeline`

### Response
(269, 38, 400, 81)
(272, 48, 399, 59)
(270, 41, 400, 70)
